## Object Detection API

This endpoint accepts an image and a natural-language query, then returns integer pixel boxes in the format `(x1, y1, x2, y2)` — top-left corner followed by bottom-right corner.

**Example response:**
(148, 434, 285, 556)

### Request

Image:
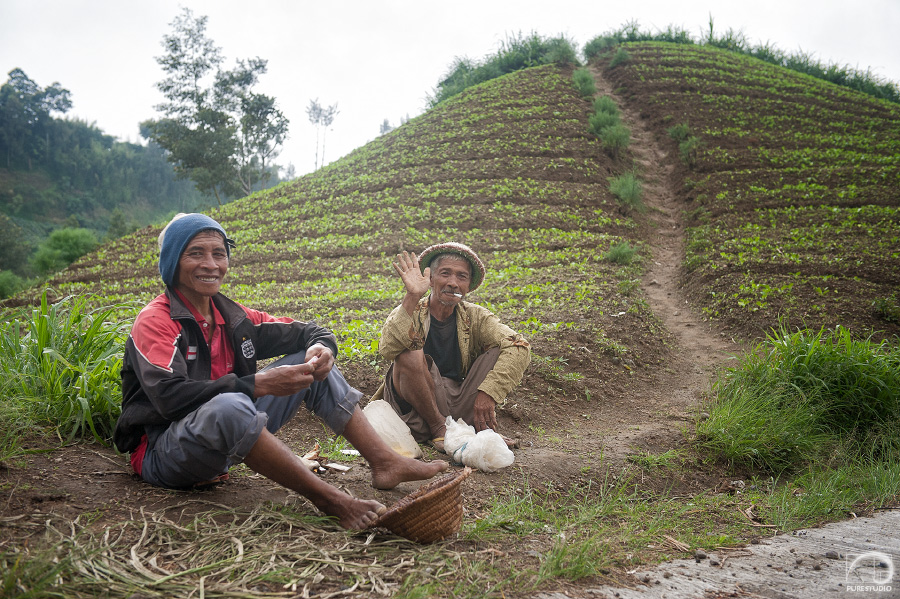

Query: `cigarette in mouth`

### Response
(451, 293, 463, 298)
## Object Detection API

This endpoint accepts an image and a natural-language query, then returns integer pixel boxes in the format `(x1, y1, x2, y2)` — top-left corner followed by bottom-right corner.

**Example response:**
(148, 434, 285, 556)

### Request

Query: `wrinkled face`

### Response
(430, 255, 471, 307)
(175, 231, 229, 304)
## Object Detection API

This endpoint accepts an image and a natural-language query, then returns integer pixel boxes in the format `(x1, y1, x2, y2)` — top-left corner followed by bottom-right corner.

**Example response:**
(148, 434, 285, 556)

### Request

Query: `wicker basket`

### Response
(372, 467, 472, 543)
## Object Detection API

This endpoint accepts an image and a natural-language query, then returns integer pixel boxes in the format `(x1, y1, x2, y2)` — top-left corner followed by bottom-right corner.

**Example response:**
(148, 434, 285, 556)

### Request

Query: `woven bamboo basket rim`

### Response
(372, 466, 472, 542)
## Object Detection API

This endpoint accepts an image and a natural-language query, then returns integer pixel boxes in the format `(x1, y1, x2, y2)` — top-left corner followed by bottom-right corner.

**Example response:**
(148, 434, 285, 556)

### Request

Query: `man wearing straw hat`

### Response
(373, 242, 531, 453)
(113, 213, 447, 530)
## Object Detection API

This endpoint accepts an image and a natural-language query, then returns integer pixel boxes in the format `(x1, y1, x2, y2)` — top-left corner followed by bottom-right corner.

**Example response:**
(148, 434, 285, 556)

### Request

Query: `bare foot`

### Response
(371, 456, 449, 490)
(316, 494, 386, 530)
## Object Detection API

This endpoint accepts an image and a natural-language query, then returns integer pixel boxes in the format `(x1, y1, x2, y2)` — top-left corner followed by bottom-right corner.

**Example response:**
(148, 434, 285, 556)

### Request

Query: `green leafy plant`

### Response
(31, 227, 98, 275)
(0, 271, 29, 300)
(316, 429, 358, 462)
(873, 294, 900, 324)
(696, 325, 900, 472)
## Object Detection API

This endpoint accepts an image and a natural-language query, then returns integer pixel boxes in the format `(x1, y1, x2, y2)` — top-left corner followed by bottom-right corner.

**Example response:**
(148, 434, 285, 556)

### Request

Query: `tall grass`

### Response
(608, 47, 630, 68)
(599, 123, 631, 158)
(666, 123, 703, 166)
(0, 289, 135, 450)
(592, 95, 619, 116)
(572, 68, 596, 98)
(604, 241, 636, 265)
(430, 32, 578, 105)
(588, 111, 618, 135)
(696, 325, 900, 472)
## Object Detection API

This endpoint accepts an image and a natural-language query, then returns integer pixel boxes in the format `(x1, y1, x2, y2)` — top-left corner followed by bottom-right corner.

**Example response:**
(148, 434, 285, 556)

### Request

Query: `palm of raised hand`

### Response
(394, 251, 431, 297)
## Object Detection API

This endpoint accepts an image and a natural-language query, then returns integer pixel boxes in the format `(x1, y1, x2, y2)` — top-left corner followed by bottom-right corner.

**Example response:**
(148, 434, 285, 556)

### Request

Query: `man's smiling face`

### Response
(175, 231, 229, 307)
(430, 255, 472, 307)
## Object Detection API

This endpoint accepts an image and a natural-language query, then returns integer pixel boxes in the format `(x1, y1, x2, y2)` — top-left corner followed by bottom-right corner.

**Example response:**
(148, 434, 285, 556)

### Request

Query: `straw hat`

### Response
(418, 242, 486, 291)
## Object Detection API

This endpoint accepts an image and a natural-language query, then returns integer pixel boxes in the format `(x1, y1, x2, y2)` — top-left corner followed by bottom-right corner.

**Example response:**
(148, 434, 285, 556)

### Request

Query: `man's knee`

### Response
(189, 393, 260, 443)
(394, 348, 424, 370)
(392, 350, 431, 387)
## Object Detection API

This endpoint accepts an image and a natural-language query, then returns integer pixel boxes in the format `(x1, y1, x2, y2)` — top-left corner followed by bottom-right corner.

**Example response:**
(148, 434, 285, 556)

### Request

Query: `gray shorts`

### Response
(140, 351, 361, 489)
(382, 347, 500, 442)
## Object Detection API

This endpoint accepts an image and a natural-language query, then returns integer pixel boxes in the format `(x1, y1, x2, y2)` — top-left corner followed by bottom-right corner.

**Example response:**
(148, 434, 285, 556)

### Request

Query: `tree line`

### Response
(0, 68, 214, 297)
(0, 8, 301, 299)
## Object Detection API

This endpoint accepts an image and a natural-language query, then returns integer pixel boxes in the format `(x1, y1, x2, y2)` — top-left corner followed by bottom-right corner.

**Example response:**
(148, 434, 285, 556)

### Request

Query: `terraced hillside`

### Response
(47, 63, 669, 433)
(4, 43, 899, 598)
(600, 42, 900, 340)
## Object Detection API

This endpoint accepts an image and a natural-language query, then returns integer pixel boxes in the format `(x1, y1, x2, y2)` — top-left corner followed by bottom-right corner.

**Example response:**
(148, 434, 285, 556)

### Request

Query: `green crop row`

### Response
(601, 41, 900, 338)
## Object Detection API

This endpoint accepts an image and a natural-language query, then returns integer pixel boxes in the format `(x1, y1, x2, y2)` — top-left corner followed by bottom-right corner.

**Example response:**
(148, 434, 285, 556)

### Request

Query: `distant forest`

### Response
(0, 68, 286, 297)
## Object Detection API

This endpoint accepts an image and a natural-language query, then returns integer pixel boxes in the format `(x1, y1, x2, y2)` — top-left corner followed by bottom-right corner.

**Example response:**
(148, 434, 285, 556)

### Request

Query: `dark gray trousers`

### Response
(140, 351, 361, 489)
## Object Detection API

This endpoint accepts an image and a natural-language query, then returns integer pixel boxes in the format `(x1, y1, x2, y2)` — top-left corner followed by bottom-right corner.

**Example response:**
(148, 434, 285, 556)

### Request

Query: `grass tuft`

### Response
(588, 111, 619, 135)
(599, 123, 631, 158)
(593, 95, 619, 116)
(608, 47, 630, 68)
(604, 241, 637, 264)
(572, 68, 596, 98)
(0, 289, 135, 451)
(608, 173, 643, 212)
(696, 324, 900, 472)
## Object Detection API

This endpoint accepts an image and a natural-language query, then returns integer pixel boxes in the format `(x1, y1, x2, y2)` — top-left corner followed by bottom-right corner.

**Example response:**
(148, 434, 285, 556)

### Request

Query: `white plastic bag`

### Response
(443, 416, 514, 472)
(362, 400, 423, 458)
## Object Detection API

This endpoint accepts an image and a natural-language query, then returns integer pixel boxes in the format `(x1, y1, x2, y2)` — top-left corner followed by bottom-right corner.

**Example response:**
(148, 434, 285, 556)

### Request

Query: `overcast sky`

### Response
(2, 1, 898, 177)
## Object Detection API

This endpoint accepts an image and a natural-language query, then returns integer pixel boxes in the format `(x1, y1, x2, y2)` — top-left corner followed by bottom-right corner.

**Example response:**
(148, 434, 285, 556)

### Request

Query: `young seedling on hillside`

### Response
(608, 173, 644, 212)
(599, 123, 631, 158)
(573, 68, 597, 98)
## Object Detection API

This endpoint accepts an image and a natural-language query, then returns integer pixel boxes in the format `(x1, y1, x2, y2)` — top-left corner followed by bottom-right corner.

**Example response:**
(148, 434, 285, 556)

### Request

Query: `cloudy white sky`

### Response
(2, 1, 898, 177)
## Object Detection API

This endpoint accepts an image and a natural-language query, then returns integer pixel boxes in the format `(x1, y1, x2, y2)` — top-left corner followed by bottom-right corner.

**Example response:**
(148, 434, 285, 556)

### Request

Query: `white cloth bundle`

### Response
(443, 416, 514, 472)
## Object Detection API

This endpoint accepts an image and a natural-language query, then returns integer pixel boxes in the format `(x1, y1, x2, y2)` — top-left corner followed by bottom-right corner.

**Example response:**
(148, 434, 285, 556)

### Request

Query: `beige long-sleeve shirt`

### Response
(372, 297, 531, 406)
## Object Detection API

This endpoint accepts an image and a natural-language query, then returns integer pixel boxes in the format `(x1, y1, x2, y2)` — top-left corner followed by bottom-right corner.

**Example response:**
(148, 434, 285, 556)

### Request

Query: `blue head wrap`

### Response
(158, 213, 233, 287)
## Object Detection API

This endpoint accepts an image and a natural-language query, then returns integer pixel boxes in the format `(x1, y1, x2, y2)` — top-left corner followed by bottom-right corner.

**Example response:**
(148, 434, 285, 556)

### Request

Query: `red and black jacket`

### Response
(113, 288, 338, 453)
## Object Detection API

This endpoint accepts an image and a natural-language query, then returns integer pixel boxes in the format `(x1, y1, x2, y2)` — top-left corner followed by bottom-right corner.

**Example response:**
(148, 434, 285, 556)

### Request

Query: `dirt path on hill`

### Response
(586, 66, 739, 462)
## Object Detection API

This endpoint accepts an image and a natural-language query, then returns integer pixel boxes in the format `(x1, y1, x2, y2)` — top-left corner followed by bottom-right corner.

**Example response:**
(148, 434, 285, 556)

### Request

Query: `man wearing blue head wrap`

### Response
(114, 213, 447, 530)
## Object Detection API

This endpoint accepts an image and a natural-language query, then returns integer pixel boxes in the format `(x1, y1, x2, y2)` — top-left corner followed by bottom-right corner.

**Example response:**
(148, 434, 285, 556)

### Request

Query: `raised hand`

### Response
(393, 251, 431, 298)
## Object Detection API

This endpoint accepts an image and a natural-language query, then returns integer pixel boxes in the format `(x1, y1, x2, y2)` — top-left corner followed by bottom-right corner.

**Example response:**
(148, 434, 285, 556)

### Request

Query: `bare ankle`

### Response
(430, 422, 447, 439)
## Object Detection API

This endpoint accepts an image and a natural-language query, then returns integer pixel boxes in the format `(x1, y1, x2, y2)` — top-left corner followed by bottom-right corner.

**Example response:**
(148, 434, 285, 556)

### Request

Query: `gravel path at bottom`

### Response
(536, 509, 900, 598)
